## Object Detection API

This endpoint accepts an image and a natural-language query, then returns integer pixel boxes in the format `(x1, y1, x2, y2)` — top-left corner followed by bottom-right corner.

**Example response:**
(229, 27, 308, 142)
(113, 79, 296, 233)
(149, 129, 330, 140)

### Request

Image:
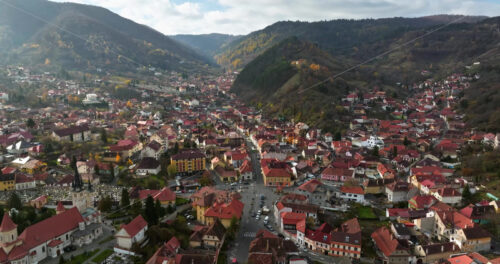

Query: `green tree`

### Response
(100, 128, 108, 143)
(403, 136, 410, 146)
(8, 193, 22, 210)
(393, 146, 398, 157)
(144, 195, 158, 226)
(167, 164, 177, 178)
(199, 176, 213, 186)
(121, 188, 130, 208)
(26, 118, 35, 129)
(371, 146, 379, 157)
(98, 196, 113, 212)
(155, 199, 165, 218)
(131, 201, 142, 217)
(59, 255, 65, 264)
(462, 185, 472, 204)
(173, 142, 179, 154)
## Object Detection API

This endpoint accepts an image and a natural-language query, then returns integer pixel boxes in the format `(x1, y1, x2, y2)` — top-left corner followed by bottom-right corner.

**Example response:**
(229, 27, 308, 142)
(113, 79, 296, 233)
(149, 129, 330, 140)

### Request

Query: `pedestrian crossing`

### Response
(242, 232, 256, 238)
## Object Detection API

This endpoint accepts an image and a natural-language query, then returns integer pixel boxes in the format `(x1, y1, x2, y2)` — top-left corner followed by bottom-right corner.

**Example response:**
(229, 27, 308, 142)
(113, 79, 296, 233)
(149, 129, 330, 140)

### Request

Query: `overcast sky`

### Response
(51, 0, 500, 35)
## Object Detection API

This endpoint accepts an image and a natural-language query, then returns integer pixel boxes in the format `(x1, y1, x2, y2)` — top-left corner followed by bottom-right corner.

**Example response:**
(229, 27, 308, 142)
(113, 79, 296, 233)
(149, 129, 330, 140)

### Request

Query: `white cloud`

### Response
(49, 0, 500, 35)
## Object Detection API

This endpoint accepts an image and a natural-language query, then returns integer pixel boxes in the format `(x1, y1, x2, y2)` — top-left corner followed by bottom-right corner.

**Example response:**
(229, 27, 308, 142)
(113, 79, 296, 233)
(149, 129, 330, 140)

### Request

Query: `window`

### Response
(42, 246, 45, 252)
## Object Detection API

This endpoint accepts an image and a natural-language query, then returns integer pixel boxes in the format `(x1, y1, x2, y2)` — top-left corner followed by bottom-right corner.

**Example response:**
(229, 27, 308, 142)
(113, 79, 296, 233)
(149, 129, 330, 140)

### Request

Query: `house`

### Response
(339, 186, 365, 203)
(261, 159, 293, 187)
(191, 187, 234, 224)
(138, 187, 176, 206)
(414, 242, 460, 264)
(136, 158, 161, 177)
(189, 219, 226, 249)
(0, 207, 102, 263)
(115, 215, 148, 254)
(109, 140, 143, 160)
(204, 199, 244, 228)
(279, 212, 306, 235)
(433, 188, 462, 205)
(238, 159, 253, 181)
(385, 181, 410, 203)
(298, 218, 362, 259)
(15, 173, 36, 190)
(171, 150, 206, 175)
(146, 236, 181, 264)
(452, 226, 491, 252)
(248, 229, 299, 264)
(141, 141, 165, 160)
(320, 167, 355, 183)
(371, 227, 411, 264)
(296, 179, 331, 206)
(0, 173, 15, 191)
(52, 125, 91, 142)
(214, 165, 238, 183)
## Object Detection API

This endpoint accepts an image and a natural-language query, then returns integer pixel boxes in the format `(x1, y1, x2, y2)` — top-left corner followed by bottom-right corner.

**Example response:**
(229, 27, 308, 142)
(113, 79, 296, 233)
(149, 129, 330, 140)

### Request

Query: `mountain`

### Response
(0, 0, 212, 72)
(231, 17, 500, 132)
(171, 33, 241, 62)
(216, 15, 487, 70)
(232, 37, 359, 132)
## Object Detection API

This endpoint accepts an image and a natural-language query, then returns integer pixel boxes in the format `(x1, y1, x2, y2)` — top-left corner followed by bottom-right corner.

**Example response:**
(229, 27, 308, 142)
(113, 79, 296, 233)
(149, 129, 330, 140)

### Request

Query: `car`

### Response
(255, 215, 260, 220)
(257, 210, 261, 214)
(63, 245, 76, 252)
(268, 226, 274, 231)
(263, 220, 268, 225)
(264, 216, 269, 221)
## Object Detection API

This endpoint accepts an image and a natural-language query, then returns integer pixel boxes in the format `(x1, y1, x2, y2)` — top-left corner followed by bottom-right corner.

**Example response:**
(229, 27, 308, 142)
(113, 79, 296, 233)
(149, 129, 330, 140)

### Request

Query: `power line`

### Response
(298, 15, 467, 94)
(0, 0, 145, 69)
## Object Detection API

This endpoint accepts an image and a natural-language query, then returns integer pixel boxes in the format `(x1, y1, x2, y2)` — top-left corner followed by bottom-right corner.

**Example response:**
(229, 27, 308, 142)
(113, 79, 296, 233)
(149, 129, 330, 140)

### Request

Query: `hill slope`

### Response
(0, 0, 211, 72)
(171, 33, 241, 62)
(231, 17, 500, 132)
(216, 15, 487, 70)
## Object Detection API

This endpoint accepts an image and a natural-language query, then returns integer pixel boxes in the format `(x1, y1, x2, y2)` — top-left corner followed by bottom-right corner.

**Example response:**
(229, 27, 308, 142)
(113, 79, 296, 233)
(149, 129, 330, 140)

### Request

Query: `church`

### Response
(0, 164, 103, 264)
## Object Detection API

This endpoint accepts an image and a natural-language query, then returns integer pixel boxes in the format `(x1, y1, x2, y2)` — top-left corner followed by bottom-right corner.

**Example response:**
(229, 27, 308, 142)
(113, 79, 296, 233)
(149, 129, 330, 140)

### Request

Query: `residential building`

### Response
(261, 159, 293, 187)
(52, 125, 91, 142)
(248, 229, 299, 264)
(171, 150, 206, 175)
(115, 215, 148, 254)
(371, 227, 411, 264)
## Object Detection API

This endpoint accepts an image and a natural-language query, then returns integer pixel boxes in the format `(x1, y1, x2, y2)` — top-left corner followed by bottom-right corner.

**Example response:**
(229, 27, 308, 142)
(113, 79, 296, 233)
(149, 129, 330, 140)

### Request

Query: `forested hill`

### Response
(231, 17, 500, 133)
(0, 0, 212, 72)
(215, 15, 487, 70)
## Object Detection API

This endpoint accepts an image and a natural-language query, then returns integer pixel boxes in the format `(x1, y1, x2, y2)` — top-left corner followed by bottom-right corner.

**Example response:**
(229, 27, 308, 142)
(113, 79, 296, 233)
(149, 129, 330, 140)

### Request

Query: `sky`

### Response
(50, 0, 500, 35)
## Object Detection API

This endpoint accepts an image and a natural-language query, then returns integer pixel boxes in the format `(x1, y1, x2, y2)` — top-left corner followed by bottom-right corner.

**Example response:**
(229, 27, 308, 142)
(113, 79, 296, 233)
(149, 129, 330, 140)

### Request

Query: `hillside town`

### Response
(0, 63, 498, 264)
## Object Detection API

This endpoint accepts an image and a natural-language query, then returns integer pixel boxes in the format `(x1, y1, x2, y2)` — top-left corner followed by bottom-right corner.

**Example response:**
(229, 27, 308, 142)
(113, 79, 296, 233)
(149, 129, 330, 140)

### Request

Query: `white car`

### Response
(264, 216, 269, 221)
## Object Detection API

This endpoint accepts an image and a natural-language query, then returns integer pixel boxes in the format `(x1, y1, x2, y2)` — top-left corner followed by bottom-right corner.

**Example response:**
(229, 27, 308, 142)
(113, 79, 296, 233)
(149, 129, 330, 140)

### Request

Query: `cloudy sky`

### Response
(51, 0, 500, 35)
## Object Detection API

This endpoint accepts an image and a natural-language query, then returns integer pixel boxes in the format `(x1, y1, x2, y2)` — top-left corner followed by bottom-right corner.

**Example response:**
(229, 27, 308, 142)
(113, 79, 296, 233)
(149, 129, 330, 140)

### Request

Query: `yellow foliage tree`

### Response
(44, 58, 51, 65)
(126, 100, 133, 108)
(115, 153, 121, 163)
(309, 63, 320, 71)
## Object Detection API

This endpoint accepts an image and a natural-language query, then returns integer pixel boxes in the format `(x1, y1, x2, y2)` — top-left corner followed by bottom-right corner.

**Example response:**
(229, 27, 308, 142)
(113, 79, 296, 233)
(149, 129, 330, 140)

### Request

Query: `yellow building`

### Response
(261, 159, 293, 187)
(171, 150, 206, 175)
(0, 174, 15, 191)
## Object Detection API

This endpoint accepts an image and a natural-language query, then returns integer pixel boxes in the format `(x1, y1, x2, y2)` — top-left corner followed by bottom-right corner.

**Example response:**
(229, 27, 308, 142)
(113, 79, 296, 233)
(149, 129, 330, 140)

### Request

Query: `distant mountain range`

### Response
(0, 0, 212, 72)
(170, 33, 241, 64)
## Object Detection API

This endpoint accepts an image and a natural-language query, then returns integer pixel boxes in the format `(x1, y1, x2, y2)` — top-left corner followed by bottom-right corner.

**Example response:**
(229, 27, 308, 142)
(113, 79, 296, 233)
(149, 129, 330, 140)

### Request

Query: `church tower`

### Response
(0, 213, 19, 253)
(71, 158, 93, 212)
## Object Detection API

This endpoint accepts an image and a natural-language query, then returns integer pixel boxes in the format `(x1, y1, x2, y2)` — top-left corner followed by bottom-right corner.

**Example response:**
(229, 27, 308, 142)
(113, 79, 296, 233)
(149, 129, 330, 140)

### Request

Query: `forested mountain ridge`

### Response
(231, 17, 500, 133)
(215, 15, 487, 70)
(0, 0, 212, 72)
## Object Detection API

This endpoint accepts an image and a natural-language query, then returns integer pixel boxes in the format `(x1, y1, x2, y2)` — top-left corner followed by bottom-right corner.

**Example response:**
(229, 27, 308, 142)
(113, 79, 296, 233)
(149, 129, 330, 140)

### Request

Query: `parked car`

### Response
(63, 245, 76, 252)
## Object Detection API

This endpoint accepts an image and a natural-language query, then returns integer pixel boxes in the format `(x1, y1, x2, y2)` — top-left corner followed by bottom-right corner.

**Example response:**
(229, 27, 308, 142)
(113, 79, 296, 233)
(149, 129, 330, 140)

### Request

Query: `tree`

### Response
(403, 136, 410, 146)
(306, 216, 315, 229)
(98, 196, 113, 212)
(371, 146, 379, 157)
(94, 164, 100, 176)
(59, 256, 65, 264)
(100, 128, 108, 143)
(144, 195, 158, 226)
(45, 142, 54, 154)
(393, 146, 398, 157)
(26, 118, 35, 129)
(155, 199, 165, 218)
(167, 164, 177, 178)
(7, 193, 22, 210)
(172, 142, 179, 154)
(462, 185, 472, 204)
(121, 188, 130, 208)
(199, 176, 213, 186)
(131, 201, 142, 217)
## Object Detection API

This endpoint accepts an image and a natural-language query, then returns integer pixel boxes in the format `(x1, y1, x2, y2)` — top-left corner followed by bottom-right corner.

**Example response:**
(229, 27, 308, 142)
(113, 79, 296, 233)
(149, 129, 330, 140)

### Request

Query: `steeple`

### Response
(0, 213, 16, 233)
(72, 157, 83, 191)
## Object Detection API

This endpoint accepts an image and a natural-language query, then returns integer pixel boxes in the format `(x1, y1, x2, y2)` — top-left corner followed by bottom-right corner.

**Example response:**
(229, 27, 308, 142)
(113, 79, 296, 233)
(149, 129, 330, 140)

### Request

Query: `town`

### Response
(0, 58, 497, 264)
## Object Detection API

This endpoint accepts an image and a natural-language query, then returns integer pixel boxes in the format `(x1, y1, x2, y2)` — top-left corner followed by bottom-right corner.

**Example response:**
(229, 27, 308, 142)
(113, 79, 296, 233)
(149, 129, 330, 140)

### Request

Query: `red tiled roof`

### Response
(280, 212, 306, 225)
(18, 207, 84, 249)
(139, 187, 176, 202)
(47, 239, 62, 247)
(204, 199, 244, 220)
(340, 186, 364, 195)
(122, 215, 148, 238)
(298, 179, 322, 193)
(0, 213, 17, 232)
(371, 227, 408, 258)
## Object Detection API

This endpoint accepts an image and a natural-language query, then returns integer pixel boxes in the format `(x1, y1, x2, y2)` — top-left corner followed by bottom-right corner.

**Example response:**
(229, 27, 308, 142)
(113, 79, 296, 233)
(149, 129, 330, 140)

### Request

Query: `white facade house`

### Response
(115, 215, 148, 254)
